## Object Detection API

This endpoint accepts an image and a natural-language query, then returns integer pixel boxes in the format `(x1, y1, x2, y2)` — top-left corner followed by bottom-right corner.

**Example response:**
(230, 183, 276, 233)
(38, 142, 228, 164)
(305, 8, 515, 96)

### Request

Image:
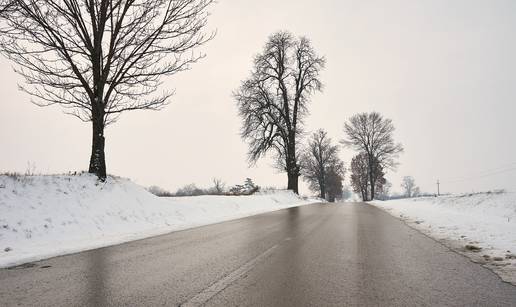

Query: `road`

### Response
(1, 202, 516, 306)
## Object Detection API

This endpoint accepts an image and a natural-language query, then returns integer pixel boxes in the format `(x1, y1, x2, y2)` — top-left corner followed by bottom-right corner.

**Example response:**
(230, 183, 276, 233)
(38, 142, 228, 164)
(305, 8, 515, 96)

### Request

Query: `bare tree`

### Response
(413, 186, 421, 197)
(342, 112, 403, 200)
(301, 129, 344, 199)
(234, 31, 325, 194)
(350, 153, 370, 201)
(376, 180, 391, 200)
(373, 169, 387, 199)
(211, 178, 225, 195)
(401, 176, 419, 198)
(350, 152, 387, 201)
(0, 0, 213, 180)
(326, 166, 344, 202)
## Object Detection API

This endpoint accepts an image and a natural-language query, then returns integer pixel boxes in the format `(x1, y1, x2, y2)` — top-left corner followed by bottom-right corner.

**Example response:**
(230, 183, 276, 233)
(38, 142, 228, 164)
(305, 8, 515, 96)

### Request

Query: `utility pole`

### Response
(436, 179, 440, 196)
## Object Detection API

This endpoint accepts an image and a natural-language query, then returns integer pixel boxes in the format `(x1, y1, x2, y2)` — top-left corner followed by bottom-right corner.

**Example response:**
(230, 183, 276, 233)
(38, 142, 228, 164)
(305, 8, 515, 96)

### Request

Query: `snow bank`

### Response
(0, 174, 317, 268)
(371, 192, 516, 283)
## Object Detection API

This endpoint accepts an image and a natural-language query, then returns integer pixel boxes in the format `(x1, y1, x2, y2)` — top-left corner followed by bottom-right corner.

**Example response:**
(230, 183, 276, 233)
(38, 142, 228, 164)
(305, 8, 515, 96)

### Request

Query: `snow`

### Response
(0, 174, 317, 268)
(370, 192, 516, 284)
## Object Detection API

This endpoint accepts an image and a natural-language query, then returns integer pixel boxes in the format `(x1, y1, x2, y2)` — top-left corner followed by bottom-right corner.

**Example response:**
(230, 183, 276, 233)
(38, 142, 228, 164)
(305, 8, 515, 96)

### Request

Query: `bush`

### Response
(149, 178, 260, 197)
(147, 185, 174, 197)
(228, 178, 259, 195)
(174, 184, 206, 197)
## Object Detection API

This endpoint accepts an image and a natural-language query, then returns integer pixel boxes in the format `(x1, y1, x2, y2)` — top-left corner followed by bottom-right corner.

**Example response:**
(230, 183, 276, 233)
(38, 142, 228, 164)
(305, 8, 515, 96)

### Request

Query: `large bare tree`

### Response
(0, 0, 213, 180)
(301, 129, 344, 199)
(234, 31, 325, 194)
(342, 112, 403, 200)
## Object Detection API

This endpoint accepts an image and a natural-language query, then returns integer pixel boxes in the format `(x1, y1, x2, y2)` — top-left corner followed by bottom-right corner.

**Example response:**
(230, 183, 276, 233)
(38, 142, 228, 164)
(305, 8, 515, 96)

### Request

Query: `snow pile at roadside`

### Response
(370, 192, 516, 283)
(0, 174, 317, 268)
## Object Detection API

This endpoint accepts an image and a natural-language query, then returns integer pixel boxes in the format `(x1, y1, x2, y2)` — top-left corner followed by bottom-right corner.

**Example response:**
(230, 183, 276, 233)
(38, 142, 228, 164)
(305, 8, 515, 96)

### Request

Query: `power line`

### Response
(430, 162, 516, 194)
(443, 167, 516, 184)
(436, 161, 516, 183)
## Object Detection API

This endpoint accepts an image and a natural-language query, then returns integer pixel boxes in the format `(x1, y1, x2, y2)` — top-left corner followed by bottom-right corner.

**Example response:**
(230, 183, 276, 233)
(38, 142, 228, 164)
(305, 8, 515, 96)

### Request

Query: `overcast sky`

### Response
(2, 0, 516, 195)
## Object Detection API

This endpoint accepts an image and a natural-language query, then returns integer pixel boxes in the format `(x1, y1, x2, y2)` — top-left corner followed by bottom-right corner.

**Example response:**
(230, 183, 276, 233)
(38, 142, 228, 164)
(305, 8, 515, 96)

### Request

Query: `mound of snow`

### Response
(371, 192, 516, 283)
(0, 174, 316, 268)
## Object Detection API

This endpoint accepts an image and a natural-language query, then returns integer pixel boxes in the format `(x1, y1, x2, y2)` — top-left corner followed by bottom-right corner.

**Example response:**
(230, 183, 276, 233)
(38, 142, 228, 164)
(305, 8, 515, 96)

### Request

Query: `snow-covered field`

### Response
(371, 192, 516, 284)
(0, 174, 317, 268)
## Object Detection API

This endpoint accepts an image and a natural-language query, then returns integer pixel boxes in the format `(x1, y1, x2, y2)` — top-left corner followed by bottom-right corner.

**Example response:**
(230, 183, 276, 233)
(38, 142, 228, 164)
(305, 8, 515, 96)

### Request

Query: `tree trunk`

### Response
(368, 155, 375, 201)
(319, 181, 326, 200)
(287, 172, 299, 194)
(88, 116, 106, 181)
(286, 134, 299, 194)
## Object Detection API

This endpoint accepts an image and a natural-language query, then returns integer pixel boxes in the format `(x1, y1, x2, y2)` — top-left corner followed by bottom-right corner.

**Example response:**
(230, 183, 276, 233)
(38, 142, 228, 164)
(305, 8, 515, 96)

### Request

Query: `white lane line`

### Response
(180, 244, 279, 307)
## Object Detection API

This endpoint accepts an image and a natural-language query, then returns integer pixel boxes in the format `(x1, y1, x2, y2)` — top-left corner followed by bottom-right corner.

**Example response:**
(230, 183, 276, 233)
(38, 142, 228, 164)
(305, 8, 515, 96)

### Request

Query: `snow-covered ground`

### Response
(371, 192, 516, 284)
(0, 174, 318, 268)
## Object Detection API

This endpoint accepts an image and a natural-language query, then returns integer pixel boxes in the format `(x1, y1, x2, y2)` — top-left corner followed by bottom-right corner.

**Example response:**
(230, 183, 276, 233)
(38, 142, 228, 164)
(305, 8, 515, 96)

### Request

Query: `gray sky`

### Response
(2, 0, 516, 195)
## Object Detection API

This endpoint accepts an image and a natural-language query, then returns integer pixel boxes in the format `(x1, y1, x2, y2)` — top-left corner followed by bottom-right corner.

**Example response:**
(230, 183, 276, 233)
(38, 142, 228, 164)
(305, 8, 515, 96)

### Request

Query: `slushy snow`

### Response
(370, 192, 516, 284)
(0, 174, 317, 268)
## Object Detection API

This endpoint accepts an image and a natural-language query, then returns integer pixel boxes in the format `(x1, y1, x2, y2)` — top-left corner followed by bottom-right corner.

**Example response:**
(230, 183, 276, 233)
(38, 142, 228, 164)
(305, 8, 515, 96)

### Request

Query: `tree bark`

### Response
(88, 113, 106, 181)
(319, 183, 326, 200)
(361, 187, 368, 202)
(368, 155, 375, 201)
(286, 133, 300, 194)
(287, 172, 299, 194)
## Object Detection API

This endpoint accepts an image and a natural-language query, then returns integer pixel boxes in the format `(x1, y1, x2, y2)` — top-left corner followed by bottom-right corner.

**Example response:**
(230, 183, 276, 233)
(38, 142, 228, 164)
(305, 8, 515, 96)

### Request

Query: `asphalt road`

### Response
(2, 203, 516, 306)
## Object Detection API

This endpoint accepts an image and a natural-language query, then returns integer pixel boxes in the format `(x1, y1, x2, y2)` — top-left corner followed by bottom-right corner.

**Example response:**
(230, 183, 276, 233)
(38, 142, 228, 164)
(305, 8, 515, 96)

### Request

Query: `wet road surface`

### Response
(1, 202, 516, 306)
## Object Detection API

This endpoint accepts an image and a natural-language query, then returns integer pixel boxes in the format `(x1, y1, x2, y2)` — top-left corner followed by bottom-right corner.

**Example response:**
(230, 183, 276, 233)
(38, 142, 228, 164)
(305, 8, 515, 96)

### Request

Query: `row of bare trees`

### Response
(235, 31, 404, 200)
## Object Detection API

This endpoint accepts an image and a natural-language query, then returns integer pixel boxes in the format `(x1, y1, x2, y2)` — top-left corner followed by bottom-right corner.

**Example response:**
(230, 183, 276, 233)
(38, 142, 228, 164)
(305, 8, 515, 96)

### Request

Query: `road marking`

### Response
(180, 244, 279, 307)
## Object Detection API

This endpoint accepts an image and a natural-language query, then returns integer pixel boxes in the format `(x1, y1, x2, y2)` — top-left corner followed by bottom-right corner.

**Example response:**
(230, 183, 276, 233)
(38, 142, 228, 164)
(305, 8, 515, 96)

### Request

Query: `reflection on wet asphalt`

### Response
(1, 203, 516, 306)
(89, 248, 107, 306)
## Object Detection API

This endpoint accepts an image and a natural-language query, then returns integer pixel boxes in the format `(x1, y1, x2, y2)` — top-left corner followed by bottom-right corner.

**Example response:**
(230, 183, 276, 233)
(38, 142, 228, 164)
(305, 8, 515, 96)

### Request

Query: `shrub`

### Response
(147, 185, 174, 197)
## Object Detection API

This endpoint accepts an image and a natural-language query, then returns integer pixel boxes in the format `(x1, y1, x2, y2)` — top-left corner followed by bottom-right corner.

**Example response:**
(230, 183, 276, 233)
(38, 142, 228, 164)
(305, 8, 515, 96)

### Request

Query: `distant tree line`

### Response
(148, 178, 260, 197)
(235, 32, 405, 200)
